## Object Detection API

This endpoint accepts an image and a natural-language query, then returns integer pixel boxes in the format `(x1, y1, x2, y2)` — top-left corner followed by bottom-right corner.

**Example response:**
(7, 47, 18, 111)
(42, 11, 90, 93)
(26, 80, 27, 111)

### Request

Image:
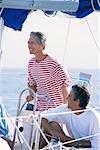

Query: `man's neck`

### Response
(71, 108, 84, 115)
(35, 53, 47, 63)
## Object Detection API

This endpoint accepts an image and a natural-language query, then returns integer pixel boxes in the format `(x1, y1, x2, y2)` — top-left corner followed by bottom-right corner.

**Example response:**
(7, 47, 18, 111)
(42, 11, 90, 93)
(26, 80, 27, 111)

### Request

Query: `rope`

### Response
(40, 132, 100, 150)
(85, 17, 100, 54)
(0, 8, 4, 16)
(41, 106, 100, 117)
(0, 106, 99, 121)
(0, 50, 2, 64)
(61, 132, 100, 147)
(33, 117, 54, 150)
(0, 17, 4, 65)
(0, 115, 35, 121)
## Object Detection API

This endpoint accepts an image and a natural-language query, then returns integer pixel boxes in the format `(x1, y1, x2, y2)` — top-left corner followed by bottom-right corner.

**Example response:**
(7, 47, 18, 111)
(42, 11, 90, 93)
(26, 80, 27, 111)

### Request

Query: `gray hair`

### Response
(30, 31, 46, 45)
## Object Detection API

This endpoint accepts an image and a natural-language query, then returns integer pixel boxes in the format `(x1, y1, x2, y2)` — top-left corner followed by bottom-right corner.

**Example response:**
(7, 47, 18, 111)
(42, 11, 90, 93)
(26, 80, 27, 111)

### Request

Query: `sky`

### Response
(0, 10, 100, 69)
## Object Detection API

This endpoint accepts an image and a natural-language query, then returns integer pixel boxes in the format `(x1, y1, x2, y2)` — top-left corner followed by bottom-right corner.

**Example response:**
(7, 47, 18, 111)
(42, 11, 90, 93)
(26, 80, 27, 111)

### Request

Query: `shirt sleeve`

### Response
(52, 64, 71, 88)
(41, 104, 69, 124)
(28, 59, 36, 86)
(89, 111, 100, 149)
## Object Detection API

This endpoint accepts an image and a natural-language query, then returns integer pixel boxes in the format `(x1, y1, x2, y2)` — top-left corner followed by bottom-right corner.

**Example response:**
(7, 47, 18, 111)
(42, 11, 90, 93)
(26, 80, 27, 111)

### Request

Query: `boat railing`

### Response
(13, 87, 58, 150)
(0, 103, 32, 150)
(12, 87, 38, 149)
(0, 98, 100, 150)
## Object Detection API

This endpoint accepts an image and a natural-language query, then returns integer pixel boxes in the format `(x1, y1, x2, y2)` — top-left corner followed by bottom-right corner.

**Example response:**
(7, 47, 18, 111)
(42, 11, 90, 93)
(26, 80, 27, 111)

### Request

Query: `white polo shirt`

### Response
(42, 104, 100, 149)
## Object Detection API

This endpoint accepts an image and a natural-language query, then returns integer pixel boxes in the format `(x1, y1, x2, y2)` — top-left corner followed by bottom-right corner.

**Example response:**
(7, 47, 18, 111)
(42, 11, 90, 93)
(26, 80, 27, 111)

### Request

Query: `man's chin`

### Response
(68, 105, 71, 110)
(30, 52, 34, 54)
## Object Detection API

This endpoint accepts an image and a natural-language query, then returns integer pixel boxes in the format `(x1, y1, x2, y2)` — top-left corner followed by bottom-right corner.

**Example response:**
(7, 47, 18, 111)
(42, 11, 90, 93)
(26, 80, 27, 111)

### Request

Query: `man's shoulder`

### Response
(29, 57, 35, 62)
(55, 104, 69, 112)
(42, 104, 69, 115)
(86, 107, 100, 120)
(47, 55, 60, 66)
(48, 56, 66, 71)
(28, 57, 35, 64)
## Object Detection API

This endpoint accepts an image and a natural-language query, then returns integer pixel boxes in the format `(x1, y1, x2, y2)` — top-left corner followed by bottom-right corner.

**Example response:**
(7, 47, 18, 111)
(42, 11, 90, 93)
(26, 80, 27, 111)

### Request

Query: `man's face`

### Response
(67, 90, 79, 110)
(28, 36, 43, 55)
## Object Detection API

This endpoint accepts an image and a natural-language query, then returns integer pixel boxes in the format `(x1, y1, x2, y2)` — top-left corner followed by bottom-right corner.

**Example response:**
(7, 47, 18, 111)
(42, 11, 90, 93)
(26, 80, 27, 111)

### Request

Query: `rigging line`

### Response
(0, 18, 4, 65)
(62, 16, 71, 65)
(0, 115, 30, 121)
(0, 50, 2, 63)
(61, 132, 100, 147)
(41, 107, 100, 118)
(0, 104, 32, 150)
(41, 106, 100, 117)
(0, 8, 4, 16)
(41, 132, 100, 150)
(33, 118, 54, 150)
(85, 17, 100, 54)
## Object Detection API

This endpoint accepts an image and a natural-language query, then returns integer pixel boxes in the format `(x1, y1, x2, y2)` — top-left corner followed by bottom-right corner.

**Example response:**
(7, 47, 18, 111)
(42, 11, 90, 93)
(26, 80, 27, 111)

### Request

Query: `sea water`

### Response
(0, 68, 100, 116)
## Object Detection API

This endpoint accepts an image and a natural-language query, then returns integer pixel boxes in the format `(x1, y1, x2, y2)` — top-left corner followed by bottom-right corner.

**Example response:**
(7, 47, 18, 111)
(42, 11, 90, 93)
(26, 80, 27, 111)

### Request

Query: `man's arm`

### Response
(26, 84, 37, 102)
(65, 139, 91, 148)
(40, 119, 72, 148)
(48, 121, 91, 148)
(40, 119, 91, 149)
(52, 63, 70, 104)
(75, 140, 91, 148)
(28, 84, 37, 93)
(27, 60, 37, 101)
(62, 85, 69, 104)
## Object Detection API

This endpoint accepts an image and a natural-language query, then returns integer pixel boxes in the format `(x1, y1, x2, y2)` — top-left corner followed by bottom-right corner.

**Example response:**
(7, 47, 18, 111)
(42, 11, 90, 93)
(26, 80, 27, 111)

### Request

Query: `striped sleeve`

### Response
(28, 59, 36, 86)
(52, 64, 71, 87)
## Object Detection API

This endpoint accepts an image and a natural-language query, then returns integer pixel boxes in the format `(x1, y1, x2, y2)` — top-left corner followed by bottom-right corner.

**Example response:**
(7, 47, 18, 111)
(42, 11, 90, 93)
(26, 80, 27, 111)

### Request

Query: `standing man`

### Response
(27, 31, 70, 111)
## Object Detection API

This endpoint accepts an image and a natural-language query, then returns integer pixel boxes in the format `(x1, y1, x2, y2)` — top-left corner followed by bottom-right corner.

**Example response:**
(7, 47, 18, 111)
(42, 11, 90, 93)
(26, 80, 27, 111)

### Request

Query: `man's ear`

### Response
(41, 43, 45, 50)
(77, 99, 80, 107)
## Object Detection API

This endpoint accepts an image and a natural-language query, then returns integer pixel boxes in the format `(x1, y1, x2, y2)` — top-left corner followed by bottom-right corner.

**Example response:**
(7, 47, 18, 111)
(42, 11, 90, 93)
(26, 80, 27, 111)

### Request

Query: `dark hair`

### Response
(30, 31, 46, 46)
(72, 84, 90, 109)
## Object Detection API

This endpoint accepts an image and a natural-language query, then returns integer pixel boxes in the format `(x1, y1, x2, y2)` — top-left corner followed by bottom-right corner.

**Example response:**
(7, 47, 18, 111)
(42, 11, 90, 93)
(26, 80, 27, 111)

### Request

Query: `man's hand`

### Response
(26, 95, 34, 102)
(62, 85, 69, 104)
(28, 84, 37, 93)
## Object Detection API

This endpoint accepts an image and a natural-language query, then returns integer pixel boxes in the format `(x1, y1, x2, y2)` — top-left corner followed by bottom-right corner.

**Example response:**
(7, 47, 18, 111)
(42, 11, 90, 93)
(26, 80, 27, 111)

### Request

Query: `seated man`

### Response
(39, 84, 100, 149)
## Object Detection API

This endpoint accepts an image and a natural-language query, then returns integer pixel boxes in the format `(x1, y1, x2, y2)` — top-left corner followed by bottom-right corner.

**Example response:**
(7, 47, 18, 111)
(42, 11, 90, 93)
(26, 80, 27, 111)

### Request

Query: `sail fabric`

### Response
(64, 0, 100, 18)
(0, 0, 100, 31)
(0, 104, 10, 137)
(0, 8, 30, 31)
(44, 0, 100, 18)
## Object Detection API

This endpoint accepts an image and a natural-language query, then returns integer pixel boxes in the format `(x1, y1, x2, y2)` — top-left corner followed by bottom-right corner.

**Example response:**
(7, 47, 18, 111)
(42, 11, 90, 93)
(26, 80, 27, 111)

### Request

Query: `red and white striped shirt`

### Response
(28, 55, 70, 111)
